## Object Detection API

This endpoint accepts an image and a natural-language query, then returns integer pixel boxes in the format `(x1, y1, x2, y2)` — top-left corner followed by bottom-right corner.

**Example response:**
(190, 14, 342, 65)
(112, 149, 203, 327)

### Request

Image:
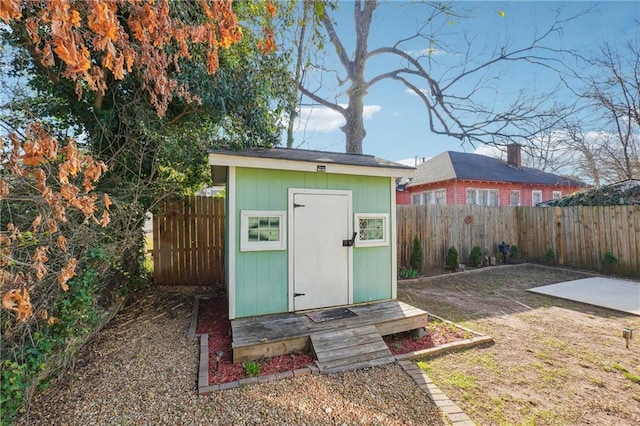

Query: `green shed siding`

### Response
(232, 167, 392, 318)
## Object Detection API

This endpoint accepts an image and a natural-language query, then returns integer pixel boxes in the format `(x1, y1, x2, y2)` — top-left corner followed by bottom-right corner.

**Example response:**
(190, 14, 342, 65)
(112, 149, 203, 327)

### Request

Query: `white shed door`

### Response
(293, 192, 350, 311)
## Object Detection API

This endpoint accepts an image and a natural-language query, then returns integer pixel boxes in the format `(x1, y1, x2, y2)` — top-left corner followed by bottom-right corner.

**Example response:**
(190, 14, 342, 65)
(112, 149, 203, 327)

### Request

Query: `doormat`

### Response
(306, 308, 357, 323)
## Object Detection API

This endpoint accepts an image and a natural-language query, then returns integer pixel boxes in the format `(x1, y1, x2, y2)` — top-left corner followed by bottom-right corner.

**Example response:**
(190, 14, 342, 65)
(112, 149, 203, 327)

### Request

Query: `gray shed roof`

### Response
(407, 151, 585, 187)
(209, 147, 413, 171)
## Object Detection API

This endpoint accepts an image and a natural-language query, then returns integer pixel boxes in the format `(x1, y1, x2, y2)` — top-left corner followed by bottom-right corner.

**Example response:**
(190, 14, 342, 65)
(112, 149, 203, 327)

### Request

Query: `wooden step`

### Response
(310, 325, 395, 374)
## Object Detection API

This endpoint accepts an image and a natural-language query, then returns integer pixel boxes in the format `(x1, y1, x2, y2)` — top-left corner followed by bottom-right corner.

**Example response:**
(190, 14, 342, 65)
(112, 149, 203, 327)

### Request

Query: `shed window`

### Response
(552, 191, 562, 199)
(240, 211, 286, 251)
(355, 213, 389, 247)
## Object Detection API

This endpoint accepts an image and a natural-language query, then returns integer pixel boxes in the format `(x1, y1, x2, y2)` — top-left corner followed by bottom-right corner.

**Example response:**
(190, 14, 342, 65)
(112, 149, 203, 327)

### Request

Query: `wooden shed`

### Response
(208, 147, 414, 320)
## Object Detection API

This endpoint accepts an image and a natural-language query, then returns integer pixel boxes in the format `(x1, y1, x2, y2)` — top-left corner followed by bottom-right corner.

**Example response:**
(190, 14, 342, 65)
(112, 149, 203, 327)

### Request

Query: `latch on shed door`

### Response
(294, 292, 305, 297)
(342, 232, 357, 247)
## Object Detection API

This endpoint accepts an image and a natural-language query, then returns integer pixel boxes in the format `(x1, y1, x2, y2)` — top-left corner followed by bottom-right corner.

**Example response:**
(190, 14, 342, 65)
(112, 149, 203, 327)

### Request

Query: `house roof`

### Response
(407, 151, 584, 188)
(208, 147, 414, 179)
(539, 179, 640, 206)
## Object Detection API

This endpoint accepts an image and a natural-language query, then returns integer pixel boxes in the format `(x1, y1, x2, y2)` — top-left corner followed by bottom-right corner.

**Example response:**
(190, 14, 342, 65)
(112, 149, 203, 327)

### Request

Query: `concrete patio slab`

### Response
(528, 277, 640, 315)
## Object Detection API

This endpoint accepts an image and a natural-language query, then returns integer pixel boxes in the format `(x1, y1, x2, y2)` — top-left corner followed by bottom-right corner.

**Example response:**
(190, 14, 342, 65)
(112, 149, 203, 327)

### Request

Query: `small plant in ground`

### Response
(399, 267, 419, 279)
(469, 246, 483, 267)
(409, 236, 424, 273)
(445, 246, 459, 270)
(509, 245, 520, 260)
(244, 361, 261, 377)
(602, 251, 618, 272)
(544, 248, 556, 265)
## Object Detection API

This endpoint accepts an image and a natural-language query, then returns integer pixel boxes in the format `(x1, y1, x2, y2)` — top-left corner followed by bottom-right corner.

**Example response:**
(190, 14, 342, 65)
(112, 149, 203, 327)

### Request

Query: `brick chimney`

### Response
(507, 144, 522, 168)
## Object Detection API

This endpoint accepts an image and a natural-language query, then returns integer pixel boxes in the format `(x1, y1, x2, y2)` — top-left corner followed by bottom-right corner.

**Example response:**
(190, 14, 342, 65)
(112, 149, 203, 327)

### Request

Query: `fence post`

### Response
(555, 206, 563, 266)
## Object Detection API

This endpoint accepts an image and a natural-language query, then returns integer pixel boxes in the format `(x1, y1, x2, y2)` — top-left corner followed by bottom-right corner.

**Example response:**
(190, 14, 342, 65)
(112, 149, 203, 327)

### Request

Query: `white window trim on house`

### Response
(510, 190, 520, 206)
(355, 213, 389, 247)
(412, 189, 446, 205)
(532, 190, 543, 206)
(552, 191, 562, 199)
(240, 210, 286, 252)
(466, 188, 499, 206)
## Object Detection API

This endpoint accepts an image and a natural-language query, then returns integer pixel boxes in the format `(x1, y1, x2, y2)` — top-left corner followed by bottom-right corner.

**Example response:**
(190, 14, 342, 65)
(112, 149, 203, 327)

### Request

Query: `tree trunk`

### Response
(341, 0, 375, 154)
(343, 104, 366, 154)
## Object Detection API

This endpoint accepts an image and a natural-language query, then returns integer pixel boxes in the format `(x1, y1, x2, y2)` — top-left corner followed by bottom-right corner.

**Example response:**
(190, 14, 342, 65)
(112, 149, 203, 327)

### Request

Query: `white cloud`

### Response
(473, 144, 502, 158)
(405, 87, 428, 97)
(294, 104, 382, 133)
(395, 157, 432, 167)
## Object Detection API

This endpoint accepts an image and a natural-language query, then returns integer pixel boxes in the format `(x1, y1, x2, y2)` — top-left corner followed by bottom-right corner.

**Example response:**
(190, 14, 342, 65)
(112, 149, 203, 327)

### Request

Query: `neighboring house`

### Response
(397, 144, 586, 206)
(539, 179, 640, 206)
(208, 147, 414, 319)
(196, 186, 224, 197)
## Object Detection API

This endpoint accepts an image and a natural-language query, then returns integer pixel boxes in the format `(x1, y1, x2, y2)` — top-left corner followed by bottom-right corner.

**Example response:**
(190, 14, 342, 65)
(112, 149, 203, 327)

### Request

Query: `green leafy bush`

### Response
(399, 267, 419, 280)
(244, 361, 261, 377)
(445, 246, 459, 270)
(509, 245, 520, 259)
(469, 246, 483, 267)
(602, 251, 618, 273)
(544, 248, 556, 265)
(602, 251, 618, 266)
(409, 236, 424, 272)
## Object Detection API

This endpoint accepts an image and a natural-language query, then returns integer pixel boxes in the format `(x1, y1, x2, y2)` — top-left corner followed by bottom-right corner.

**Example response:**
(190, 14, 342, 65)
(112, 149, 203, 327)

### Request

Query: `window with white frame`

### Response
(466, 189, 499, 206)
(412, 189, 446, 205)
(531, 190, 543, 206)
(552, 191, 562, 199)
(355, 213, 389, 247)
(510, 190, 520, 206)
(240, 211, 286, 251)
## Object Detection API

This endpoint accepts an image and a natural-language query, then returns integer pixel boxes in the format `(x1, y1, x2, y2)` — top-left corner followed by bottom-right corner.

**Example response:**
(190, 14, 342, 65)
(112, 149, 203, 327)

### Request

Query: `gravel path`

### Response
(17, 287, 445, 425)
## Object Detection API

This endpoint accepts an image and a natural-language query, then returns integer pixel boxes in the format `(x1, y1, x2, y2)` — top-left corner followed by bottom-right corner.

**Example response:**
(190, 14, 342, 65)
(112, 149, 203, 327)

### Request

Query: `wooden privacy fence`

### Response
(397, 205, 640, 278)
(151, 196, 225, 286)
(397, 205, 519, 271)
(153, 200, 639, 284)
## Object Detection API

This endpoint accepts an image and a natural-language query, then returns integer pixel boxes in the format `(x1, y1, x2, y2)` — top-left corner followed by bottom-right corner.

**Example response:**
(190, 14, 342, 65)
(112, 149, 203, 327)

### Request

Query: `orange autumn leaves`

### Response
(0, 0, 250, 116)
(1, 124, 110, 323)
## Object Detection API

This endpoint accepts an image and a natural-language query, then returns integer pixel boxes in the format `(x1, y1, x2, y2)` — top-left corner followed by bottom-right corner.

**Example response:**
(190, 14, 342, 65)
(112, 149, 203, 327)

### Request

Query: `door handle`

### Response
(342, 232, 357, 247)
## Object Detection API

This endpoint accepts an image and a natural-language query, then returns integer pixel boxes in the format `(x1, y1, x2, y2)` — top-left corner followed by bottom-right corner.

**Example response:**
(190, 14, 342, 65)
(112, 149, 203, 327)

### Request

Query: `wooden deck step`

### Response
(310, 325, 395, 374)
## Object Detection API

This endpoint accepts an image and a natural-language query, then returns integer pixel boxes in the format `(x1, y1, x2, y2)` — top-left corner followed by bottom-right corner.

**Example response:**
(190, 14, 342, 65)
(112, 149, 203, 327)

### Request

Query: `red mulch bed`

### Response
(383, 320, 468, 356)
(196, 296, 467, 384)
(196, 297, 313, 385)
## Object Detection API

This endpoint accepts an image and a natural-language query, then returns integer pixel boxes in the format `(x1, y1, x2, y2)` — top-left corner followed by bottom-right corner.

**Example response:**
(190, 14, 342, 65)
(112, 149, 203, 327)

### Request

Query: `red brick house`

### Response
(397, 145, 586, 206)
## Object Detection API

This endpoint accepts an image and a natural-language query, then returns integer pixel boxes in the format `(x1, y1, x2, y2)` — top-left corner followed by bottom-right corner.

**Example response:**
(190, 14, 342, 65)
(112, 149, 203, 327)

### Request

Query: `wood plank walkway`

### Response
(311, 325, 395, 373)
(230, 300, 429, 364)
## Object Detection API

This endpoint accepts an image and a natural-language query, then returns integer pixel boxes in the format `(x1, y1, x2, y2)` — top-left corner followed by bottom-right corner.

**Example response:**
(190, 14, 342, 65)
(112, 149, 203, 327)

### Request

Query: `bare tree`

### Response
(579, 42, 640, 181)
(296, 1, 584, 154)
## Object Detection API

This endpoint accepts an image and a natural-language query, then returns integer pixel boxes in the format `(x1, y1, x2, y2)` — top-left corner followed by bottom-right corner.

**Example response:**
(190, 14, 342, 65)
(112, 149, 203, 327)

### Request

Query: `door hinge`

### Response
(293, 203, 305, 208)
(294, 292, 305, 297)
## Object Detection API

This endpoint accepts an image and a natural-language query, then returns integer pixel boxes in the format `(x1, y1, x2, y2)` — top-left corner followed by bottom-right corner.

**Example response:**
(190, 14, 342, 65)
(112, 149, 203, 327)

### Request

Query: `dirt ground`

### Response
(399, 264, 640, 425)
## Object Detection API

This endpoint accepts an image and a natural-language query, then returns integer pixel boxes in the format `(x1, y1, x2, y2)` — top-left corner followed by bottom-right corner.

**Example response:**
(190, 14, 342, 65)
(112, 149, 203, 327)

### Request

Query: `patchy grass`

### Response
(399, 264, 640, 425)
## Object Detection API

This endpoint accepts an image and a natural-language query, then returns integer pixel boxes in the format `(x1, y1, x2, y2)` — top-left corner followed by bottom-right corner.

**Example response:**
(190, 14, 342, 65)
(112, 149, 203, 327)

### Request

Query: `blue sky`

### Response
(286, 1, 640, 165)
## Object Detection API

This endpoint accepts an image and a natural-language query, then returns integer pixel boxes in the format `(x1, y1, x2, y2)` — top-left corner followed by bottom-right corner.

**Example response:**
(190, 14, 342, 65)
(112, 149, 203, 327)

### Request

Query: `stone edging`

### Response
(397, 360, 476, 425)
